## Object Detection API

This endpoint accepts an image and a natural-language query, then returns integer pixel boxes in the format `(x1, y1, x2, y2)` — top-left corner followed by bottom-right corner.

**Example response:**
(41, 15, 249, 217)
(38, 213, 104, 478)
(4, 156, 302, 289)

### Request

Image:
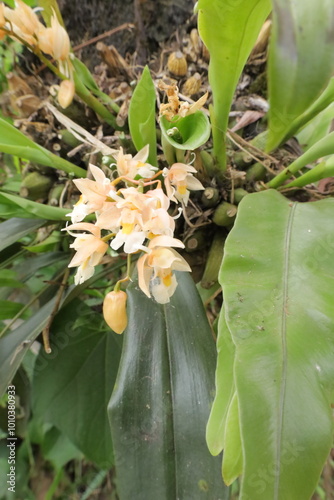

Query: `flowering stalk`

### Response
(63, 144, 205, 312)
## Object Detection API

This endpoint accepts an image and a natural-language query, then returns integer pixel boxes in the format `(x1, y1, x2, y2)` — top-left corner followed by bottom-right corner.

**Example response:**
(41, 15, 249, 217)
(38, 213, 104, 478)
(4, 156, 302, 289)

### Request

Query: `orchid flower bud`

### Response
(103, 290, 128, 334)
(58, 79, 75, 109)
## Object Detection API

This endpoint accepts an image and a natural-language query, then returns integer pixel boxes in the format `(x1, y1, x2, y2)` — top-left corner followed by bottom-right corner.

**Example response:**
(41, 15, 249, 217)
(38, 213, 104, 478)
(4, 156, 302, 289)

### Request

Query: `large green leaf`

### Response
(0, 118, 86, 177)
(215, 190, 334, 499)
(109, 272, 228, 499)
(160, 111, 210, 151)
(267, 0, 334, 150)
(32, 300, 122, 468)
(197, 0, 271, 168)
(128, 66, 157, 165)
(0, 218, 45, 252)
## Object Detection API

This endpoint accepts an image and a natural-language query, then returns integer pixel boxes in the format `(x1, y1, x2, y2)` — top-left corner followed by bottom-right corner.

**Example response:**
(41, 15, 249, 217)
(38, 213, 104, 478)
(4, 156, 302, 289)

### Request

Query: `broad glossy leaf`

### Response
(197, 0, 271, 168)
(221, 190, 334, 499)
(160, 111, 210, 151)
(0, 192, 69, 220)
(109, 272, 227, 499)
(33, 300, 122, 468)
(0, 218, 45, 252)
(41, 427, 83, 470)
(267, 1, 334, 150)
(128, 66, 157, 165)
(0, 118, 86, 177)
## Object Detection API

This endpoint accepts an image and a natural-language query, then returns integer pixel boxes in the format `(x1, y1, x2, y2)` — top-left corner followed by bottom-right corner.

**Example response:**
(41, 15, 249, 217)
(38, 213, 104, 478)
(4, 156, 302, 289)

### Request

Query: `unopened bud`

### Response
(103, 290, 128, 334)
(58, 80, 75, 109)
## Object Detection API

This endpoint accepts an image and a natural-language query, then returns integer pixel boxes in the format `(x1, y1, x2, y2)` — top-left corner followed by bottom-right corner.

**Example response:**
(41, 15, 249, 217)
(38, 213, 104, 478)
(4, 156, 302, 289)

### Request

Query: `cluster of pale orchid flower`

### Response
(0, 0, 75, 108)
(64, 145, 204, 333)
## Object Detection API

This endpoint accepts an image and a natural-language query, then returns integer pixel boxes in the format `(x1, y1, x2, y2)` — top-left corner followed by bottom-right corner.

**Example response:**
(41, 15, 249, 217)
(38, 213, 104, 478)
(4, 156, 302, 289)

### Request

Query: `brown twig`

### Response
(227, 129, 279, 167)
(42, 268, 70, 354)
(72, 23, 135, 53)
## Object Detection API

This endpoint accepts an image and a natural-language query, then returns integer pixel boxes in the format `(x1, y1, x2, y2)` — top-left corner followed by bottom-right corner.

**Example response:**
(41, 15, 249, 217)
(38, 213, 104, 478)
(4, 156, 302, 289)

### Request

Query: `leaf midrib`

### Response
(163, 303, 177, 498)
(274, 201, 297, 499)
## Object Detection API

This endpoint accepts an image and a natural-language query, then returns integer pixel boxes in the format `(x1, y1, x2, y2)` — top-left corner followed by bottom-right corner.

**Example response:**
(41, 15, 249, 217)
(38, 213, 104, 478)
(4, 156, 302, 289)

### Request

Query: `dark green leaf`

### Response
(128, 66, 157, 165)
(0, 218, 45, 252)
(41, 427, 83, 470)
(109, 272, 228, 499)
(0, 300, 27, 320)
(33, 300, 122, 468)
(16, 251, 68, 282)
(0, 295, 58, 397)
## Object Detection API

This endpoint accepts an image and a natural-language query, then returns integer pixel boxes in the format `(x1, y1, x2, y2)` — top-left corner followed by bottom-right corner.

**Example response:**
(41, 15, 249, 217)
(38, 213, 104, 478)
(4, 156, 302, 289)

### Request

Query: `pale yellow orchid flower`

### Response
(137, 235, 191, 304)
(37, 13, 70, 62)
(67, 164, 115, 223)
(163, 162, 204, 205)
(4, 0, 43, 45)
(64, 223, 108, 285)
(116, 145, 157, 180)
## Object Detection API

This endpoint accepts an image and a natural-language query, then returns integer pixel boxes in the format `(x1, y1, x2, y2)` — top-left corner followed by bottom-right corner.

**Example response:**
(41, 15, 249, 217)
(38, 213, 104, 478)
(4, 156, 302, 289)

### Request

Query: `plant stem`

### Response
(114, 254, 132, 291)
(73, 74, 121, 130)
(210, 104, 227, 172)
(35, 51, 121, 130)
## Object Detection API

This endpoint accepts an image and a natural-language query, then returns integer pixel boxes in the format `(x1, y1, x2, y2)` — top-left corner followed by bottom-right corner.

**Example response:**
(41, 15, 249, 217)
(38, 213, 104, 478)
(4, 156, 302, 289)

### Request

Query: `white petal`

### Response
(66, 202, 90, 223)
(89, 164, 107, 184)
(110, 231, 126, 251)
(186, 175, 205, 191)
(74, 263, 95, 284)
(151, 274, 178, 304)
(123, 231, 146, 253)
(137, 165, 158, 179)
(133, 144, 149, 163)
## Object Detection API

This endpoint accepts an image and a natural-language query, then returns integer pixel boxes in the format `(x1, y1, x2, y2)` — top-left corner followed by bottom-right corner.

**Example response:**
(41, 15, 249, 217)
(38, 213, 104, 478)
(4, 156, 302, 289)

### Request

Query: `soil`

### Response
(59, 0, 195, 65)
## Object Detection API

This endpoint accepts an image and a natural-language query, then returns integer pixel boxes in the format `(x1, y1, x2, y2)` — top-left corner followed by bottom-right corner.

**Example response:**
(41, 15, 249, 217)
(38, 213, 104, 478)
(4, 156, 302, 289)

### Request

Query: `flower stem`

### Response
(114, 253, 132, 292)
